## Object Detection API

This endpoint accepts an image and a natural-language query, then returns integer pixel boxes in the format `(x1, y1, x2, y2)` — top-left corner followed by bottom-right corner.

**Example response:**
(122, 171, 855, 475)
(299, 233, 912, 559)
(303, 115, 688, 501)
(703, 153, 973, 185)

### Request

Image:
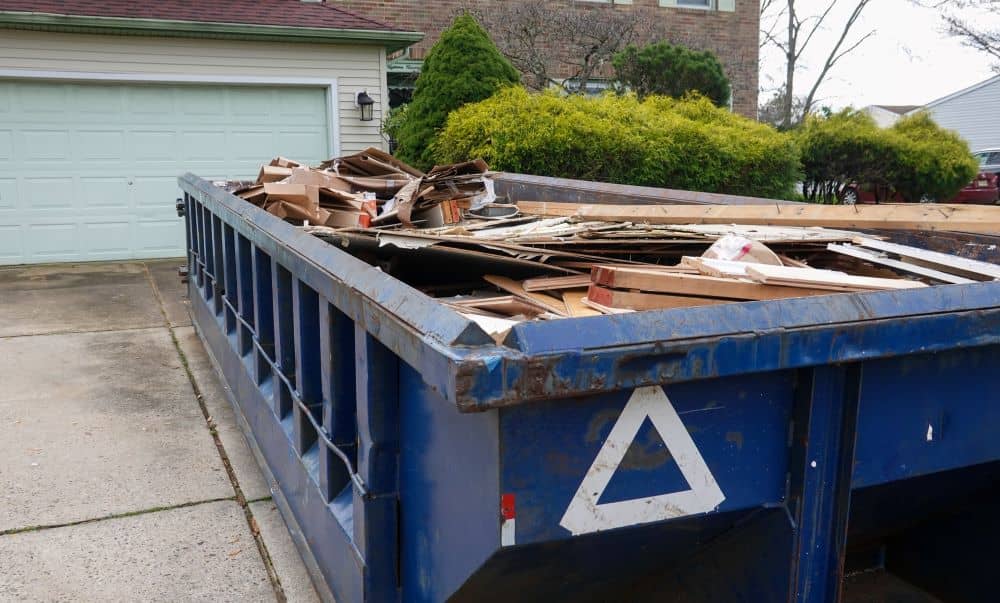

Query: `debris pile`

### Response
(228, 149, 1000, 342)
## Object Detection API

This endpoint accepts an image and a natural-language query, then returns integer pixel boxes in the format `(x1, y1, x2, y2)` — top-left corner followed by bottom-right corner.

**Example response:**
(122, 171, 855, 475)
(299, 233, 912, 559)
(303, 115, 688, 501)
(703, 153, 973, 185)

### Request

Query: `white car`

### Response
(974, 148, 1000, 176)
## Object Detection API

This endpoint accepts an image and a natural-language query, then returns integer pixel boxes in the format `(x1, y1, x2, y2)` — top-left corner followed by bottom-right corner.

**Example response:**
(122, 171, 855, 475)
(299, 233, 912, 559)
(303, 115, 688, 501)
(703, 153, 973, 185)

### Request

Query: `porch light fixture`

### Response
(356, 91, 375, 122)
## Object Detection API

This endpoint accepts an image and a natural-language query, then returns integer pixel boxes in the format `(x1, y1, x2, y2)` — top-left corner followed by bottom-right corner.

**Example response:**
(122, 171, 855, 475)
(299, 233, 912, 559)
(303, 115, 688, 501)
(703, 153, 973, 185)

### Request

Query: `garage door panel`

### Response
(179, 88, 226, 115)
(16, 83, 69, 113)
(77, 130, 127, 162)
(132, 177, 179, 207)
(80, 178, 130, 209)
(0, 226, 21, 260)
(24, 178, 75, 210)
(74, 85, 124, 114)
(230, 91, 273, 117)
(0, 130, 12, 159)
(22, 130, 71, 160)
(82, 221, 132, 256)
(0, 83, 11, 112)
(278, 130, 327, 160)
(26, 223, 77, 258)
(1, 80, 330, 264)
(131, 131, 177, 160)
(231, 131, 277, 160)
(135, 220, 185, 254)
(126, 87, 175, 115)
(0, 179, 15, 210)
(180, 130, 229, 159)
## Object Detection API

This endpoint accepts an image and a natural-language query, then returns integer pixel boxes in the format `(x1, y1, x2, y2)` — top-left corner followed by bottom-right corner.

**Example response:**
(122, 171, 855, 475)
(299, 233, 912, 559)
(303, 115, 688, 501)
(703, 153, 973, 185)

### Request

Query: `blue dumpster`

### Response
(179, 173, 1000, 603)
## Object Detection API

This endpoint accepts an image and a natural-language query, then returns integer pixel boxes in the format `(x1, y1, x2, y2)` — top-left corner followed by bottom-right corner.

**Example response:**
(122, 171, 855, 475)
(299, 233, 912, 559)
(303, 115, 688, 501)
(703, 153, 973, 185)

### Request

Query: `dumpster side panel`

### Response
(399, 364, 500, 602)
(499, 371, 795, 545)
(853, 344, 1000, 489)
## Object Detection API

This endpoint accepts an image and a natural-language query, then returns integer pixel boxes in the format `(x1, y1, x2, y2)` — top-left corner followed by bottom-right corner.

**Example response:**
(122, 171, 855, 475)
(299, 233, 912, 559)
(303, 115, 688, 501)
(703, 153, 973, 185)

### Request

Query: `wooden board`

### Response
(745, 264, 928, 291)
(587, 285, 731, 310)
(561, 290, 603, 317)
(827, 244, 975, 285)
(449, 295, 545, 316)
(515, 201, 584, 217)
(852, 237, 1000, 281)
(592, 265, 837, 300)
(523, 274, 593, 292)
(580, 297, 635, 314)
(574, 203, 1000, 234)
(483, 275, 569, 316)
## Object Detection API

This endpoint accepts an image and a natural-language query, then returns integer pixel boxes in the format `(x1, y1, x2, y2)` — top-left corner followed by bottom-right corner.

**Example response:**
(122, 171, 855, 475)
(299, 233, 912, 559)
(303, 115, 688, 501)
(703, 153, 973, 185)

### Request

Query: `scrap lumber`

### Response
(450, 295, 543, 317)
(852, 237, 1000, 281)
(574, 203, 1000, 234)
(827, 244, 975, 285)
(745, 264, 928, 291)
(523, 274, 593, 292)
(592, 266, 836, 300)
(587, 285, 729, 310)
(483, 275, 569, 316)
(580, 297, 634, 314)
(516, 201, 585, 217)
(561, 291, 603, 317)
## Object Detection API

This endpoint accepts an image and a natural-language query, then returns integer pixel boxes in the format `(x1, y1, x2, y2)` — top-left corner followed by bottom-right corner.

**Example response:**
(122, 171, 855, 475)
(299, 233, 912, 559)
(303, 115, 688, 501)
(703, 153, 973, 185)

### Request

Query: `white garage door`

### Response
(0, 80, 331, 265)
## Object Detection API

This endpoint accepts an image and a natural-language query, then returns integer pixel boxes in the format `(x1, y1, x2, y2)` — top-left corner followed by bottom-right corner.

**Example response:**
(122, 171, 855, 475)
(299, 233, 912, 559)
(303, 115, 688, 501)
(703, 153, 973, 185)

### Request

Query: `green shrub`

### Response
(795, 110, 895, 202)
(395, 13, 520, 170)
(434, 88, 800, 198)
(796, 109, 978, 203)
(381, 103, 409, 145)
(887, 112, 978, 202)
(613, 42, 731, 107)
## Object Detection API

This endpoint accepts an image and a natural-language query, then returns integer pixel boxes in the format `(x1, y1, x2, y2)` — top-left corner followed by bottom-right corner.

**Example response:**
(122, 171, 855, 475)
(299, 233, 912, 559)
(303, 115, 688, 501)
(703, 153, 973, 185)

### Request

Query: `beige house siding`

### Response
(0, 29, 389, 154)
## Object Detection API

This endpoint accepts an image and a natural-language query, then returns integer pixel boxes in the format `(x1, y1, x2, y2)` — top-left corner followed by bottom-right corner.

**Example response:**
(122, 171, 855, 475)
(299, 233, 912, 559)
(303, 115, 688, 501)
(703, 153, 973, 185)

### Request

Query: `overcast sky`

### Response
(758, 0, 999, 109)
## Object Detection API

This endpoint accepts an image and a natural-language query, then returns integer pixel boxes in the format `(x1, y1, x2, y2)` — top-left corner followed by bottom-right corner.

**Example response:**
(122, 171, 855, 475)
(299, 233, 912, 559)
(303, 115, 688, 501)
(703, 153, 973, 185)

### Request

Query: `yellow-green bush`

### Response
(433, 88, 801, 199)
(796, 109, 978, 203)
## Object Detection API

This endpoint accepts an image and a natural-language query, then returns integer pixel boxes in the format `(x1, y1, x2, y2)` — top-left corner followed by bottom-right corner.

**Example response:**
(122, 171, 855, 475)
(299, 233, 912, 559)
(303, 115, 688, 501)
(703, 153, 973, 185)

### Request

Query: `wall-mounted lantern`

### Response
(356, 91, 375, 122)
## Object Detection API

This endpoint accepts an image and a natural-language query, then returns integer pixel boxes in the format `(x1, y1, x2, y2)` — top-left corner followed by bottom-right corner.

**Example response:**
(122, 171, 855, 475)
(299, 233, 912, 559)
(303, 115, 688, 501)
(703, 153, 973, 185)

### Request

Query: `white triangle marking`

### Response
(559, 386, 725, 535)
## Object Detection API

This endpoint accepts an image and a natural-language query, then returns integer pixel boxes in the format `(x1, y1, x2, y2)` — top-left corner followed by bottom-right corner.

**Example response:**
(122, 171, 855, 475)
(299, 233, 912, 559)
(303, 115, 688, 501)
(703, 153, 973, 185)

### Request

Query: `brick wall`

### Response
(332, 0, 759, 117)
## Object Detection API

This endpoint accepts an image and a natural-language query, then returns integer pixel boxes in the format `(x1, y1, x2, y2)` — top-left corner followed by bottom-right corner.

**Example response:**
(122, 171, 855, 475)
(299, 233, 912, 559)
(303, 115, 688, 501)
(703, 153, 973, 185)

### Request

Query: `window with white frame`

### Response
(660, 0, 735, 10)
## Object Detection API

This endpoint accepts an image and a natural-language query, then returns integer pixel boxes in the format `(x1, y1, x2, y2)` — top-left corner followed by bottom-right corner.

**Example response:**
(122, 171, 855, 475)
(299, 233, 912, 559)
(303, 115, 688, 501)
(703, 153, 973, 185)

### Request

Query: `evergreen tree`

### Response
(396, 13, 520, 170)
(613, 42, 731, 107)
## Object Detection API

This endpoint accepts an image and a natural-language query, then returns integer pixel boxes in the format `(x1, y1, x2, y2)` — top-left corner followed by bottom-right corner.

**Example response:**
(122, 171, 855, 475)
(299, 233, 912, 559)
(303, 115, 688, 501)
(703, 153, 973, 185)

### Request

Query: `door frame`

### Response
(0, 68, 340, 157)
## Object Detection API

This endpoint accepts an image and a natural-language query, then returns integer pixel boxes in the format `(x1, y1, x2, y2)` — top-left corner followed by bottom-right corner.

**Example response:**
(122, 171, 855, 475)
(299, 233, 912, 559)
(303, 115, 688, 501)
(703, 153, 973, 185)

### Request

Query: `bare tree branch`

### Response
(470, 2, 650, 92)
(764, 0, 875, 127)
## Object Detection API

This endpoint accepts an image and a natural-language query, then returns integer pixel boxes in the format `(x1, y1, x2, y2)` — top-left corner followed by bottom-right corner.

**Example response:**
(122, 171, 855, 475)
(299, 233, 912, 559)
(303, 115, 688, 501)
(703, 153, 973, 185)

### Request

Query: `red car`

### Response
(840, 171, 999, 205)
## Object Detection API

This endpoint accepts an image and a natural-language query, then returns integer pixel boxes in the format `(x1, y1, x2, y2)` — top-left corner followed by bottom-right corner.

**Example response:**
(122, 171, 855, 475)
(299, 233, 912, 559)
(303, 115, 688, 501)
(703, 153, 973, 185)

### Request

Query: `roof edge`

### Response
(0, 11, 423, 52)
(922, 73, 1000, 110)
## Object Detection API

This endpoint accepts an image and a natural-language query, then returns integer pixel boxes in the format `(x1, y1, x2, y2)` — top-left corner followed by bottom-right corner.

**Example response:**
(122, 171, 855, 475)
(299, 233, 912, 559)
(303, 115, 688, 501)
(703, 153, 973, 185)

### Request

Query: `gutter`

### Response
(0, 11, 424, 52)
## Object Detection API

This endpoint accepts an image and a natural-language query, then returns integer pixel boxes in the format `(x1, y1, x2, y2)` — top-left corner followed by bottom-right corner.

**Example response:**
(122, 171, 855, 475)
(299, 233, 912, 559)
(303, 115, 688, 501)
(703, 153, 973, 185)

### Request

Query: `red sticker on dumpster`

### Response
(501, 494, 516, 520)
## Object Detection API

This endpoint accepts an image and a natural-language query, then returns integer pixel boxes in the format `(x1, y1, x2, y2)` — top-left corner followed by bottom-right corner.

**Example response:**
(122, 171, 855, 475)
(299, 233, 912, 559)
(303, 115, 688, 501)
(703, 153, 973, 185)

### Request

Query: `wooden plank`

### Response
(580, 297, 635, 314)
(561, 290, 603, 317)
(592, 266, 837, 300)
(778, 254, 811, 268)
(483, 275, 569, 316)
(522, 274, 593, 292)
(852, 237, 1000, 281)
(515, 201, 584, 217)
(681, 256, 756, 278)
(574, 203, 1000, 234)
(587, 285, 730, 310)
(745, 264, 928, 291)
(449, 295, 545, 316)
(827, 244, 975, 285)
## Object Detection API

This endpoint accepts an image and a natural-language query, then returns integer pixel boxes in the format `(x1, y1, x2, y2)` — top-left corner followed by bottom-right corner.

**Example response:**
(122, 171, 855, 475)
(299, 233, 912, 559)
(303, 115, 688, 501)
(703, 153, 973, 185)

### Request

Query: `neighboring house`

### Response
(336, 0, 760, 118)
(0, 1, 421, 265)
(916, 74, 1000, 151)
(861, 105, 920, 128)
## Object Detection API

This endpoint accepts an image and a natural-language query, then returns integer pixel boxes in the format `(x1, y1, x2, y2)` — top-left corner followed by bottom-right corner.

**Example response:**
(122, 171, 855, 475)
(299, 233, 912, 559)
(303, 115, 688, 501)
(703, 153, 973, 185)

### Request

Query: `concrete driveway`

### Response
(0, 260, 321, 602)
